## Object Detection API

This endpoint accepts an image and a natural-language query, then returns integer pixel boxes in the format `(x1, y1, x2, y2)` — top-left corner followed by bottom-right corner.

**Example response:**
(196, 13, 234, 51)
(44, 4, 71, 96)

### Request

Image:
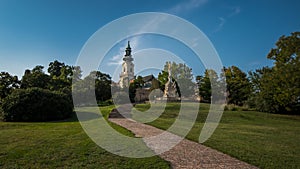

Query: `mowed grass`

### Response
(134, 103, 300, 169)
(0, 106, 170, 169)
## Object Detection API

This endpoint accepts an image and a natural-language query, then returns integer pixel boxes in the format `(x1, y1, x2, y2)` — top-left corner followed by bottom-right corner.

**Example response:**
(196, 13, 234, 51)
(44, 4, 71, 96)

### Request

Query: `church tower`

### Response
(119, 41, 134, 88)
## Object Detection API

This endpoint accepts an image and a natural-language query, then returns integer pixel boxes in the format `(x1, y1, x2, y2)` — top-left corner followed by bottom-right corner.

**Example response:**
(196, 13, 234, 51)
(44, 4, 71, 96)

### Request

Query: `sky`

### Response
(0, 0, 299, 81)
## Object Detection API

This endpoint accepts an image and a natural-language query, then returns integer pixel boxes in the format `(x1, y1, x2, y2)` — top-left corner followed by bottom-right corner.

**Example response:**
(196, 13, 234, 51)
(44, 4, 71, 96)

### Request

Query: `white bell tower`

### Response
(119, 41, 134, 88)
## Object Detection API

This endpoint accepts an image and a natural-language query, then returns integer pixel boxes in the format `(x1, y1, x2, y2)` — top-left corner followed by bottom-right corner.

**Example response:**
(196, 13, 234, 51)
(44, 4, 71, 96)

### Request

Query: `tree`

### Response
(224, 66, 251, 106)
(158, 71, 168, 91)
(163, 62, 194, 80)
(72, 66, 82, 83)
(72, 71, 112, 105)
(127, 76, 144, 103)
(94, 71, 112, 102)
(196, 69, 218, 103)
(72, 74, 95, 106)
(255, 32, 300, 113)
(1, 61, 83, 121)
(267, 32, 300, 66)
(48, 61, 75, 91)
(20, 66, 50, 89)
(48, 60, 65, 78)
(0, 72, 20, 100)
(248, 67, 274, 111)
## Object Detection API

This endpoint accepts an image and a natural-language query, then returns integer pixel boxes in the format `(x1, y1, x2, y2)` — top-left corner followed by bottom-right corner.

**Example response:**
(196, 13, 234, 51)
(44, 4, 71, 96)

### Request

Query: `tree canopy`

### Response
(223, 66, 251, 106)
(1, 31, 299, 117)
(1, 60, 113, 121)
(251, 32, 300, 113)
(196, 69, 219, 103)
(0, 72, 20, 100)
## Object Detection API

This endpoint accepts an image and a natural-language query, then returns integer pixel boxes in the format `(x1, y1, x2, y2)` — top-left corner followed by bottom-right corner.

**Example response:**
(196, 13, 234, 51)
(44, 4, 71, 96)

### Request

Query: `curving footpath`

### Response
(109, 105, 258, 169)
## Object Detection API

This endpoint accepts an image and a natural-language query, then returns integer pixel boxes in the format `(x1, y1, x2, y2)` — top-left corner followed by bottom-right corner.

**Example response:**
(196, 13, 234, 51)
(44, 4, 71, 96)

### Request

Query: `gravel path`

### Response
(109, 106, 258, 169)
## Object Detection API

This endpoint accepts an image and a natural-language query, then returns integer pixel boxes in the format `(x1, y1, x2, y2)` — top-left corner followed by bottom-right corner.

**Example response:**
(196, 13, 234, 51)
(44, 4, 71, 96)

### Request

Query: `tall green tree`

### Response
(248, 67, 274, 110)
(72, 71, 112, 105)
(48, 61, 74, 91)
(256, 32, 300, 113)
(224, 66, 251, 106)
(94, 71, 112, 102)
(196, 69, 219, 103)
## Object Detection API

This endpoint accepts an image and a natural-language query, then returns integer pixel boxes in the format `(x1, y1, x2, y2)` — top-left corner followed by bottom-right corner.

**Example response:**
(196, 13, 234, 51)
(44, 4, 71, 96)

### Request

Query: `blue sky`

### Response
(0, 0, 299, 81)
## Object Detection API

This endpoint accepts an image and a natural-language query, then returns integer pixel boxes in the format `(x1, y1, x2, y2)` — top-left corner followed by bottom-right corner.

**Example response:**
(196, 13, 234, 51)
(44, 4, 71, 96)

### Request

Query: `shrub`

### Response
(1, 88, 73, 122)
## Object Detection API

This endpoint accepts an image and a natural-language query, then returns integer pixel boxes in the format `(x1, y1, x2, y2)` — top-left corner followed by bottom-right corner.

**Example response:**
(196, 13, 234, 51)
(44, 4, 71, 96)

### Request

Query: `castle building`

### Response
(119, 41, 134, 88)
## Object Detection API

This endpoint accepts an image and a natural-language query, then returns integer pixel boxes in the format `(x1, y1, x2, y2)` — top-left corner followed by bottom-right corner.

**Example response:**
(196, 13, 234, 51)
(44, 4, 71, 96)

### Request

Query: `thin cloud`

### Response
(228, 6, 241, 17)
(107, 61, 122, 66)
(107, 15, 168, 67)
(214, 6, 241, 32)
(108, 55, 123, 66)
(107, 36, 140, 66)
(168, 0, 208, 14)
(214, 17, 226, 32)
(111, 54, 122, 61)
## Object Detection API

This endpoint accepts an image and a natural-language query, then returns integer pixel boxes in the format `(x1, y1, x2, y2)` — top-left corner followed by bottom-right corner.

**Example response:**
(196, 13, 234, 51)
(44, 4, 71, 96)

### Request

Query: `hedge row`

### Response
(1, 88, 73, 122)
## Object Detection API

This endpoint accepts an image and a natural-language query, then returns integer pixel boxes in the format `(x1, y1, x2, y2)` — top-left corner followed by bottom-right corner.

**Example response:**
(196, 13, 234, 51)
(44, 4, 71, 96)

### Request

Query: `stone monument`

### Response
(163, 62, 178, 101)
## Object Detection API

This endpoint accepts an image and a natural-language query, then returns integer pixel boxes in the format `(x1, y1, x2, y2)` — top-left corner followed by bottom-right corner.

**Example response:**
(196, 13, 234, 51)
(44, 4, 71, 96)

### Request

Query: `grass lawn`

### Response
(134, 103, 300, 169)
(0, 106, 170, 169)
(1, 103, 299, 168)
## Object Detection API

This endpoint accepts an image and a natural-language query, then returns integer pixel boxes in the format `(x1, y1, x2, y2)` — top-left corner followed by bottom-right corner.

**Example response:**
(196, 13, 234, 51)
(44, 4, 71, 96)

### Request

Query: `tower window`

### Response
(130, 68, 132, 72)
(123, 68, 125, 72)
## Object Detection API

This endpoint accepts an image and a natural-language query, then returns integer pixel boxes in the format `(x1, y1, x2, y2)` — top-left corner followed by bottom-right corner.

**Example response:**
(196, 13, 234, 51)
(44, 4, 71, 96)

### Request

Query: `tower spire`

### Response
(125, 41, 131, 56)
(119, 41, 134, 88)
(127, 41, 130, 48)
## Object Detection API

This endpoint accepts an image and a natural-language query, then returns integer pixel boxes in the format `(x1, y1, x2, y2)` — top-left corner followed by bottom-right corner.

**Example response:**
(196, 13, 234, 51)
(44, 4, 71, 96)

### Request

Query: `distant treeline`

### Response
(0, 60, 115, 121)
(0, 32, 299, 121)
(197, 32, 300, 114)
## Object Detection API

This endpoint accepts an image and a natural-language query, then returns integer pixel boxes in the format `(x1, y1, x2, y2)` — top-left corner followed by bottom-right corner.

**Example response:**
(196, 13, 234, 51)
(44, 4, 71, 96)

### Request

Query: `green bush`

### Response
(1, 88, 73, 122)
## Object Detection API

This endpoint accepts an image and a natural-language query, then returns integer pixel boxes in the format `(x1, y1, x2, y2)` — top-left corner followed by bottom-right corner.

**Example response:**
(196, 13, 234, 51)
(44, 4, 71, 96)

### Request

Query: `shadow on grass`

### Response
(52, 111, 102, 123)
